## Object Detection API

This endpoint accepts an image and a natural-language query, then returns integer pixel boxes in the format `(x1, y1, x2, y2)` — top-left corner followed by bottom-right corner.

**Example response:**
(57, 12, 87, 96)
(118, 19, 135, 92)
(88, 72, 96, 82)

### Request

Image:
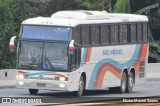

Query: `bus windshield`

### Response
(21, 25, 72, 41)
(18, 41, 68, 70)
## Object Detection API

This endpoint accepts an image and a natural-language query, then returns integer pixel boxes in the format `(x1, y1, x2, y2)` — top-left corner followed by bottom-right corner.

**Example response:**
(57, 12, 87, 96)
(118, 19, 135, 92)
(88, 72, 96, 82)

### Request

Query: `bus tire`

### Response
(74, 76, 84, 96)
(117, 72, 127, 93)
(29, 89, 38, 95)
(126, 72, 134, 93)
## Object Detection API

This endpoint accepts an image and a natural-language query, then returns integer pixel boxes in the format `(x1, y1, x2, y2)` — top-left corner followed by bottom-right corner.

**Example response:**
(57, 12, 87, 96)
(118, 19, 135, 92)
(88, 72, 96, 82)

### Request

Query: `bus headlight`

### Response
(60, 77, 68, 81)
(16, 74, 24, 79)
(60, 77, 65, 81)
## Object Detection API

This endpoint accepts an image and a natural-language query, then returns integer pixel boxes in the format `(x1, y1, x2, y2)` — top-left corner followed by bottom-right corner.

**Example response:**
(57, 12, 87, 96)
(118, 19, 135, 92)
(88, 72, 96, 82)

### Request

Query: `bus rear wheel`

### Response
(109, 72, 127, 94)
(115, 72, 127, 93)
(29, 89, 38, 95)
(126, 72, 134, 93)
(119, 72, 127, 93)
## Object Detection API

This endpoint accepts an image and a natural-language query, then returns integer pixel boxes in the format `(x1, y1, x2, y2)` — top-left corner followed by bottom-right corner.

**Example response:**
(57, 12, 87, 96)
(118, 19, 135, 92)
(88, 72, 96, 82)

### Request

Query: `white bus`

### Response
(11, 10, 149, 96)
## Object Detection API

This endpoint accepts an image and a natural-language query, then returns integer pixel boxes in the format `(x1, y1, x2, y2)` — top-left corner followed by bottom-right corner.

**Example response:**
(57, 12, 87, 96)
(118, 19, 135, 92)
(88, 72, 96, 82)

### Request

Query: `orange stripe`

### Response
(135, 61, 140, 76)
(18, 71, 28, 74)
(134, 44, 148, 76)
(44, 74, 65, 77)
(141, 44, 148, 59)
(96, 66, 121, 88)
(85, 48, 92, 62)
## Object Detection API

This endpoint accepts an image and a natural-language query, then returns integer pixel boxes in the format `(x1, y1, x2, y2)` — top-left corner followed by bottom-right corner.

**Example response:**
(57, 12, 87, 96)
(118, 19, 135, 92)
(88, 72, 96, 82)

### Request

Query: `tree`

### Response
(0, 0, 15, 68)
(114, 0, 131, 13)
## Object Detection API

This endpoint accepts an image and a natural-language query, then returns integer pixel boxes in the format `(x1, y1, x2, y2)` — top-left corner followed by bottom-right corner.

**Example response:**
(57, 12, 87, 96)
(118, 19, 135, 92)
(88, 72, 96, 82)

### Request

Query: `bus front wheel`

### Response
(29, 89, 38, 95)
(74, 76, 84, 96)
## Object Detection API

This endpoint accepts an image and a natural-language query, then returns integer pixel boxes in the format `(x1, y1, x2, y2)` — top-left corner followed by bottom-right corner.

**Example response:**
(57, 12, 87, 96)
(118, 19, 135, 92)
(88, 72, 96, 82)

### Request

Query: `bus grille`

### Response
(24, 76, 54, 80)
(138, 61, 146, 78)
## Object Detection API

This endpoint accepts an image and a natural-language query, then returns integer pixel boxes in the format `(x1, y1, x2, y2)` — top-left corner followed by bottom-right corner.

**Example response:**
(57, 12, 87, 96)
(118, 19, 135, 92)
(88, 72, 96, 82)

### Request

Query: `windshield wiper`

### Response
(30, 47, 42, 66)
(31, 54, 40, 64)
(45, 57, 54, 69)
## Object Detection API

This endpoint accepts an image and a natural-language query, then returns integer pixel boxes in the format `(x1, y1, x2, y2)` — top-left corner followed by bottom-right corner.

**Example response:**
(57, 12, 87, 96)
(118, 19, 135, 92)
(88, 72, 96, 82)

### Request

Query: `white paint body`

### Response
(16, 11, 149, 92)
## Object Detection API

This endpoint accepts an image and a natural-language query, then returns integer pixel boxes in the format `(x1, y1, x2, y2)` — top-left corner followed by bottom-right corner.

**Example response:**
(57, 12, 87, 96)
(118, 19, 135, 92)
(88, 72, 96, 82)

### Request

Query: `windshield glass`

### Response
(18, 41, 68, 70)
(21, 25, 71, 41)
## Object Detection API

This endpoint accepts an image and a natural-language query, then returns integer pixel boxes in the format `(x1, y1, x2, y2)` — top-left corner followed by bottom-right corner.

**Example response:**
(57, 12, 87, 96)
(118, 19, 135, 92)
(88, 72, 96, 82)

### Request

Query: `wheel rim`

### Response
(79, 80, 83, 91)
(121, 73, 126, 92)
(129, 76, 133, 88)
(78, 77, 84, 95)
(122, 78, 126, 90)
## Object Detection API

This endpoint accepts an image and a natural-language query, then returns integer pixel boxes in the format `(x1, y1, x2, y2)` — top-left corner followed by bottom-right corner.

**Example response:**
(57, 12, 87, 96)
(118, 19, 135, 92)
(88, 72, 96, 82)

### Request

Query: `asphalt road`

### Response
(0, 81, 160, 105)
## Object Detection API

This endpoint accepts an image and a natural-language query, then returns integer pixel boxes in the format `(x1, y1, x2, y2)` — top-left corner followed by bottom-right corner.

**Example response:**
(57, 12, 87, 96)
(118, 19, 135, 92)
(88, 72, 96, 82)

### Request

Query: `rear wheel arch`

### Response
(122, 68, 128, 78)
(122, 68, 135, 84)
(129, 68, 135, 84)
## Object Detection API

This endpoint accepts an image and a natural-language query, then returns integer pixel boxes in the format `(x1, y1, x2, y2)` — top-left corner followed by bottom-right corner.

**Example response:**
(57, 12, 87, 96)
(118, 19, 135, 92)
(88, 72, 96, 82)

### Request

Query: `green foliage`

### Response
(114, 0, 131, 13)
(130, 0, 160, 39)
(80, 0, 106, 10)
(0, 1, 15, 68)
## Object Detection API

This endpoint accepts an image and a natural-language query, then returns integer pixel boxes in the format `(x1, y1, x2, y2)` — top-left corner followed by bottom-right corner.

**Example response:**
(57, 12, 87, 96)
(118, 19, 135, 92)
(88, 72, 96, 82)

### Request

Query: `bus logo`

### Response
(39, 75, 43, 79)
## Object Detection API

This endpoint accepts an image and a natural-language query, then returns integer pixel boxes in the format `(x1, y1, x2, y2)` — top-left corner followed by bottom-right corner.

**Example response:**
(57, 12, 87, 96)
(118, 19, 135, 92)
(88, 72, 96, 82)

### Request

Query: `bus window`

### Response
(22, 26, 71, 41)
(100, 25, 110, 45)
(119, 25, 128, 43)
(137, 24, 143, 42)
(130, 24, 137, 43)
(82, 26, 90, 46)
(143, 23, 148, 42)
(73, 27, 81, 45)
(70, 47, 81, 70)
(111, 25, 119, 44)
(91, 26, 100, 45)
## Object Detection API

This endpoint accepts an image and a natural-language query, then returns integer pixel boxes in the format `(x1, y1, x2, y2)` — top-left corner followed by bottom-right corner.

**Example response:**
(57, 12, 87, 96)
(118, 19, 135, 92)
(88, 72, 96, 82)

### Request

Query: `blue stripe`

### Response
(81, 48, 87, 62)
(88, 44, 140, 89)
(24, 72, 53, 77)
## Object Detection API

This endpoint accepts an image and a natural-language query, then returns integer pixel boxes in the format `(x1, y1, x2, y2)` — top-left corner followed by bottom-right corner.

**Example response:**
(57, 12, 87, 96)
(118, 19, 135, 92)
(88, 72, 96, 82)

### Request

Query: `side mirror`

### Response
(68, 40, 74, 55)
(9, 36, 16, 52)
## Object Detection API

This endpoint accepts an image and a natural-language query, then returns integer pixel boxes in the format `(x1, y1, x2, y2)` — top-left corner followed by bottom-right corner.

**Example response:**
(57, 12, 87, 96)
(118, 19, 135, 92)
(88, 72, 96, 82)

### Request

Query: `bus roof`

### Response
(22, 10, 149, 27)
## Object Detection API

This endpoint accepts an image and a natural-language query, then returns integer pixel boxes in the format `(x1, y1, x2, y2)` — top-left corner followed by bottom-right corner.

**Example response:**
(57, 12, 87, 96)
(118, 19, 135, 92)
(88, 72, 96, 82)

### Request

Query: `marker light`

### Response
(16, 74, 24, 79)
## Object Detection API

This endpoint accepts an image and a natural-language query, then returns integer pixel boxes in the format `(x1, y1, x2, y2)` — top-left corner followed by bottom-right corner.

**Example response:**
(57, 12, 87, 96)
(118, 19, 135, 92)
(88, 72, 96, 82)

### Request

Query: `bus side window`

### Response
(100, 25, 110, 45)
(111, 25, 119, 44)
(119, 24, 128, 44)
(143, 23, 148, 42)
(137, 23, 143, 42)
(130, 24, 137, 43)
(82, 26, 90, 46)
(73, 27, 81, 45)
(91, 26, 100, 46)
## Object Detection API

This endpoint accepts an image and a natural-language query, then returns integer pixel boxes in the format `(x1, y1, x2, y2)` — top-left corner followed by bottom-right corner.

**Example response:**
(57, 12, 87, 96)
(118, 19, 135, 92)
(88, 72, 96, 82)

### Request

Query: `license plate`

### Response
(37, 83, 46, 87)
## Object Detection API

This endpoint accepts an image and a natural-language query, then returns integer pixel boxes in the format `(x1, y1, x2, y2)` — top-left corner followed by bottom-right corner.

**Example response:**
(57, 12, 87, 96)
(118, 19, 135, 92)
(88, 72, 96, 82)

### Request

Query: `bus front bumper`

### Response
(16, 79, 70, 91)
